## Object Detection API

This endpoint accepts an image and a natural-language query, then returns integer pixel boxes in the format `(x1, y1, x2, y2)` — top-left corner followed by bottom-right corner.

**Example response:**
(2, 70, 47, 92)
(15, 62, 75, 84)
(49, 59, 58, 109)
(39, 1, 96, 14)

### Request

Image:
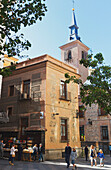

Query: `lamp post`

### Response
(88, 118, 92, 125)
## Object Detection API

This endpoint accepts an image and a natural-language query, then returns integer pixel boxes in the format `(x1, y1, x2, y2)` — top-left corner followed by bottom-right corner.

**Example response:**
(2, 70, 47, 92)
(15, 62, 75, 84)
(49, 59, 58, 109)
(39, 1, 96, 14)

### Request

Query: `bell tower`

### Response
(60, 8, 89, 83)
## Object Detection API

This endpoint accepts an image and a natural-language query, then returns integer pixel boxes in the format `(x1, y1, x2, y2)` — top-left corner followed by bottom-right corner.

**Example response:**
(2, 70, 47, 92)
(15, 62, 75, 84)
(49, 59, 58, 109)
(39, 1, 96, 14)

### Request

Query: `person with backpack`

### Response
(90, 145, 97, 166)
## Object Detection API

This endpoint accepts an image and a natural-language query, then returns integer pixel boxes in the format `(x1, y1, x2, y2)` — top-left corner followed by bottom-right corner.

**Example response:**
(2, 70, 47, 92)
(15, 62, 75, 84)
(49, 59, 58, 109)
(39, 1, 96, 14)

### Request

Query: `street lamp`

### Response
(88, 118, 92, 125)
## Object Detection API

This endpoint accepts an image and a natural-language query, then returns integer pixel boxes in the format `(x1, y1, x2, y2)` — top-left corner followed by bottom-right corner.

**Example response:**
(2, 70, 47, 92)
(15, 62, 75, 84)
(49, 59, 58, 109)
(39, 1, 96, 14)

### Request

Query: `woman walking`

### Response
(90, 145, 97, 166)
(97, 149, 105, 167)
(9, 144, 17, 165)
(71, 148, 77, 170)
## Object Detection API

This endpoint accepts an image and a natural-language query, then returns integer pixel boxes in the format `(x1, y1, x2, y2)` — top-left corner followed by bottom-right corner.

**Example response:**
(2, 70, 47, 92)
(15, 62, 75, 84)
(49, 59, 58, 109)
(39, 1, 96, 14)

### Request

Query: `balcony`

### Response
(59, 90, 71, 101)
(19, 93, 31, 100)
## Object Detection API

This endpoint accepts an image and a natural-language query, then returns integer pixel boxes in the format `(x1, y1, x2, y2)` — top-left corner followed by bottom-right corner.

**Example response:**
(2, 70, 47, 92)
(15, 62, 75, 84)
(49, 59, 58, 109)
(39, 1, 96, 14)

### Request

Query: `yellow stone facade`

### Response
(3, 54, 18, 67)
(45, 56, 80, 158)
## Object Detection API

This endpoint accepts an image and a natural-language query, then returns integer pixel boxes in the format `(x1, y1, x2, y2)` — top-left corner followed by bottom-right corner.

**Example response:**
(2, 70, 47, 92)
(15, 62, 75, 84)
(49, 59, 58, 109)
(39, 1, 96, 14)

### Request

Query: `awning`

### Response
(0, 127, 18, 132)
(25, 126, 47, 132)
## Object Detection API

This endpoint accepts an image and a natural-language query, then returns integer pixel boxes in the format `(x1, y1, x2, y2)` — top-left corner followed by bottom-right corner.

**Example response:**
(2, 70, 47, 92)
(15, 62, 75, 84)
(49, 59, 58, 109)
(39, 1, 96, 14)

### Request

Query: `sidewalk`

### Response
(46, 155, 111, 169)
(0, 155, 110, 170)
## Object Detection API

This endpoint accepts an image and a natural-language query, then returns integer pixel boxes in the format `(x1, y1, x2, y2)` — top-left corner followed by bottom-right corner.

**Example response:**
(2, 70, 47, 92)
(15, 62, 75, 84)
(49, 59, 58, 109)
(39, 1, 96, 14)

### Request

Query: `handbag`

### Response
(12, 153, 15, 157)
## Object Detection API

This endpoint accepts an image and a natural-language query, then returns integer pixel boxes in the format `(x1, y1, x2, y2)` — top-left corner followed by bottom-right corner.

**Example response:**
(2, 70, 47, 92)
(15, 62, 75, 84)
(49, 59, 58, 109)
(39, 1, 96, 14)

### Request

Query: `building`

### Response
(0, 55, 18, 122)
(61, 8, 111, 154)
(3, 54, 18, 67)
(79, 72, 111, 154)
(0, 54, 80, 159)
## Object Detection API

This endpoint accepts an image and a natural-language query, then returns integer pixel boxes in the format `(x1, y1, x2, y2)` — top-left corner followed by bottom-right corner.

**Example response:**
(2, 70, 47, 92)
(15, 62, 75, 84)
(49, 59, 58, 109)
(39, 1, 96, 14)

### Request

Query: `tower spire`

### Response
(69, 5, 80, 41)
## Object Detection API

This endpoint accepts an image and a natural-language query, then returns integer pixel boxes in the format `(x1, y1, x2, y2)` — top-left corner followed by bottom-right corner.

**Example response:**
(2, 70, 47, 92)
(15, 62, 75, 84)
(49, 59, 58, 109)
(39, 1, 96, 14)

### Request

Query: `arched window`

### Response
(68, 50, 72, 60)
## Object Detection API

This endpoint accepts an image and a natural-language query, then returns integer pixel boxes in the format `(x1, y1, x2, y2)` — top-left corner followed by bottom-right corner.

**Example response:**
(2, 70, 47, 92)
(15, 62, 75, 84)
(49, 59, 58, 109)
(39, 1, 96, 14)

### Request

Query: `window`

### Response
(98, 107, 105, 116)
(68, 50, 72, 60)
(21, 117, 28, 136)
(60, 80, 67, 99)
(9, 85, 14, 96)
(101, 126, 108, 140)
(7, 107, 13, 117)
(80, 125, 84, 141)
(23, 80, 30, 97)
(82, 51, 87, 59)
(79, 105, 84, 118)
(61, 119, 67, 141)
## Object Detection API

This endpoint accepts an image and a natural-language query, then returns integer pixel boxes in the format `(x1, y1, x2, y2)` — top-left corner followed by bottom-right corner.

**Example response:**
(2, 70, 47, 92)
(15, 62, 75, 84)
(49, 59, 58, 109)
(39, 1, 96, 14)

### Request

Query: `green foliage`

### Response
(0, 0, 47, 57)
(65, 53, 111, 114)
(0, 64, 16, 76)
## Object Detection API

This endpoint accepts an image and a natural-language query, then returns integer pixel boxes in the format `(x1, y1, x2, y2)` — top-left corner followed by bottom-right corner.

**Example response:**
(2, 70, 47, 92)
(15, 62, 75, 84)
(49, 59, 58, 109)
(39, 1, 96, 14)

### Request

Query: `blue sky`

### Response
(20, 0, 111, 66)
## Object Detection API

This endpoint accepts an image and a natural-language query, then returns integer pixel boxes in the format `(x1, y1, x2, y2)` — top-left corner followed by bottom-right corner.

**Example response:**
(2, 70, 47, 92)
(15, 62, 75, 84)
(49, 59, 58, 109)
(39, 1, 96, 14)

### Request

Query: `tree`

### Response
(65, 53, 111, 115)
(0, 0, 47, 58)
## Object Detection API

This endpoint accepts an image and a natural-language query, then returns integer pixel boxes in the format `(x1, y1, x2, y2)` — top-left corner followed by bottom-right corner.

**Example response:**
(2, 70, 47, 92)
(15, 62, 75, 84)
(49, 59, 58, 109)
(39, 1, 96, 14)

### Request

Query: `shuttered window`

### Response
(61, 119, 67, 141)
(98, 107, 105, 116)
(9, 85, 14, 96)
(60, 80, 67, 99)
(23, 80, 30, 97)
(101, 126, 108, 140)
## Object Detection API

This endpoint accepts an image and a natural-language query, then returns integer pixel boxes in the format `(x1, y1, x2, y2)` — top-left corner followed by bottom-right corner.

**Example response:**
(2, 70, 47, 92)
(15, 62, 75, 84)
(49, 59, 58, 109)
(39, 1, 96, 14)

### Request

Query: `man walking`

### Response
(0, 140, 5, 159)
(85, 145, 89, 161)
(65, 142, 71, 168)
(38, 143, 43, 162)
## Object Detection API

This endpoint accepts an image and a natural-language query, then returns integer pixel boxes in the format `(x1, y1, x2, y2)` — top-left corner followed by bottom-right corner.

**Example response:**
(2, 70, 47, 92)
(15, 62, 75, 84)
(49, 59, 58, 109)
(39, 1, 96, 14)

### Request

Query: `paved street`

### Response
(0, 155, 111, 170)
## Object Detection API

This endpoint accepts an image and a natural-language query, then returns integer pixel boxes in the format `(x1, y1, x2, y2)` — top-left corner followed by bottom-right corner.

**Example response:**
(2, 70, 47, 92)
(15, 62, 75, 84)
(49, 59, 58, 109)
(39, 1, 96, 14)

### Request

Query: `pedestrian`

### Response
(9, 144, 17, 165)
(109, 144, 111, 157)
(97, 149, 105, 167)
(90, 145, 97, 166)
(0, 140, 5, 159)
(84, 145, 89, 161)
(18, 144, 23, 161)
(38, 143, 43, 162)
(65, 142, 71, 168)
(71, 148, 77, 170)
(33, 144, 38, 161)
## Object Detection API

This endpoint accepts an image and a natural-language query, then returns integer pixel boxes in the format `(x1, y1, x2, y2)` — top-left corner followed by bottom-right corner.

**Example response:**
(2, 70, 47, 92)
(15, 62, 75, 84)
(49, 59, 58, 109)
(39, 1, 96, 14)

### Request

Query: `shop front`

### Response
(25, 126, 46, 152)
